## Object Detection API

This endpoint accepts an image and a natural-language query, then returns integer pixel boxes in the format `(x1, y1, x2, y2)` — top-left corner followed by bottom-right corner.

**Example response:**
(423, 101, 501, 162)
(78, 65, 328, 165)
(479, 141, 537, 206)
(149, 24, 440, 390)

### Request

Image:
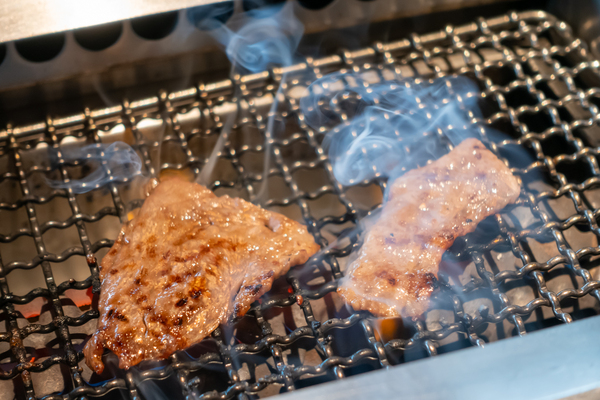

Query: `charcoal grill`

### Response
(1, 7, 600, 400)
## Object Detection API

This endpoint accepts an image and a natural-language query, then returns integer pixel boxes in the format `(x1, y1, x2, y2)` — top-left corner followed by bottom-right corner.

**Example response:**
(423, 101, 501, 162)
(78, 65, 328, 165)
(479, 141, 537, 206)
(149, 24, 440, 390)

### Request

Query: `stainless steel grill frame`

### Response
(1, 9, 600, 400)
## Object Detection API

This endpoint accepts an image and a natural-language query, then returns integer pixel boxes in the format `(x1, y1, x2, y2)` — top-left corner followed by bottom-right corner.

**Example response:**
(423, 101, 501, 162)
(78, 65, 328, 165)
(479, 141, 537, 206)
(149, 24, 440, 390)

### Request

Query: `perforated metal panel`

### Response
(1, 10, 600, 400)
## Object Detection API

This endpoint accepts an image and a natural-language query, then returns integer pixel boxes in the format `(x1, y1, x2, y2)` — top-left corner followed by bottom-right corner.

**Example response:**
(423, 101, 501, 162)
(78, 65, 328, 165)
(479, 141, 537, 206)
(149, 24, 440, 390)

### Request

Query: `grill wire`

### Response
(2, 9, 600, 400)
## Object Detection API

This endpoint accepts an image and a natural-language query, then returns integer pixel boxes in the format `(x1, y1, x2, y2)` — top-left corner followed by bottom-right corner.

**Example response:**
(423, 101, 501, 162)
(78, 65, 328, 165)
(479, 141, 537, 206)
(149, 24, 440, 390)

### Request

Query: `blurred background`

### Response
(0, 0, 592, 128)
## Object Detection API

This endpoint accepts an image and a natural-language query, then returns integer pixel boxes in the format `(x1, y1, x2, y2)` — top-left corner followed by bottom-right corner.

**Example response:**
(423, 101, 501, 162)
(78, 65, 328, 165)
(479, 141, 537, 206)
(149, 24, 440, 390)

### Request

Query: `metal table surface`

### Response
(278, 315, 600, 400)
(0, 0, 223, 43)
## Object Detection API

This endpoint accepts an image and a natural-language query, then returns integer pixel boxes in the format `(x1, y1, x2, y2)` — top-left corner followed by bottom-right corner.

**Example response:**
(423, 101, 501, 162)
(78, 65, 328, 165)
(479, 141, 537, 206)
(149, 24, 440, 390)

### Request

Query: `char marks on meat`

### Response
(84, 179, 319, 373)
(337, 138, 521, 318)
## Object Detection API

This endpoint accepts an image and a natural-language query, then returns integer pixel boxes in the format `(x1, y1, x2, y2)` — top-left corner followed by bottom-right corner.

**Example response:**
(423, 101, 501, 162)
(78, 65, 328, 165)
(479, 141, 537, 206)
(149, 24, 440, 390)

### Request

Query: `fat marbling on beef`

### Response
(338, 138, 521, 318)
(84, 178, 319, 373)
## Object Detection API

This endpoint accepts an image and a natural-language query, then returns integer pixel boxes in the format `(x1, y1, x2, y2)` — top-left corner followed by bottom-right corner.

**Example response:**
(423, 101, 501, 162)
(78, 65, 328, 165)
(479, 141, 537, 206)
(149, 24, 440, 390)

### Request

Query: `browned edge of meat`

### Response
(83, 178, 320, 373)
(337, 138, 521, 318)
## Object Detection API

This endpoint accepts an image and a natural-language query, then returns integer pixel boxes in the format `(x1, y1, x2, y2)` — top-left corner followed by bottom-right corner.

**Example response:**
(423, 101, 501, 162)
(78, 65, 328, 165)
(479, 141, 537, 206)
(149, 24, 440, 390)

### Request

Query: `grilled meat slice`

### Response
(337, 138, 521, 318)
(84, 178, 319, 373)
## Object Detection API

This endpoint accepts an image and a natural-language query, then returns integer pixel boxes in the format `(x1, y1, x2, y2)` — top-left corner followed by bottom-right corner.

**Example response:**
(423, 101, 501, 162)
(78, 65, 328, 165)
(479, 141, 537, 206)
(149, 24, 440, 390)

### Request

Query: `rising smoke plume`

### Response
(201, 2, 303, 73)
(301, 73, 483, 187)
(45, 141, 142, 194)
(194, 2, 304, 200)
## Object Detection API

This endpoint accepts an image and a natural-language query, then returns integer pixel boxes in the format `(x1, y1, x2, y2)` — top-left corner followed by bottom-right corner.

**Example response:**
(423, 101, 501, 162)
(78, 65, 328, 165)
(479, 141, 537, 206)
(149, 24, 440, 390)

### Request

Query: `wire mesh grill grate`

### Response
(1, 10, 600, 400)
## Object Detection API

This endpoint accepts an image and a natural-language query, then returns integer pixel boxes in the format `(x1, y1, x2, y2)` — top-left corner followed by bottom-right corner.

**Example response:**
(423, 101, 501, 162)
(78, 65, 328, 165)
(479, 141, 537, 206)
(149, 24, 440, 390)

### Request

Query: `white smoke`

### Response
(301, 74, 483, 186)
(45, 141, 142, 194)
(195, 2, 304, 202)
